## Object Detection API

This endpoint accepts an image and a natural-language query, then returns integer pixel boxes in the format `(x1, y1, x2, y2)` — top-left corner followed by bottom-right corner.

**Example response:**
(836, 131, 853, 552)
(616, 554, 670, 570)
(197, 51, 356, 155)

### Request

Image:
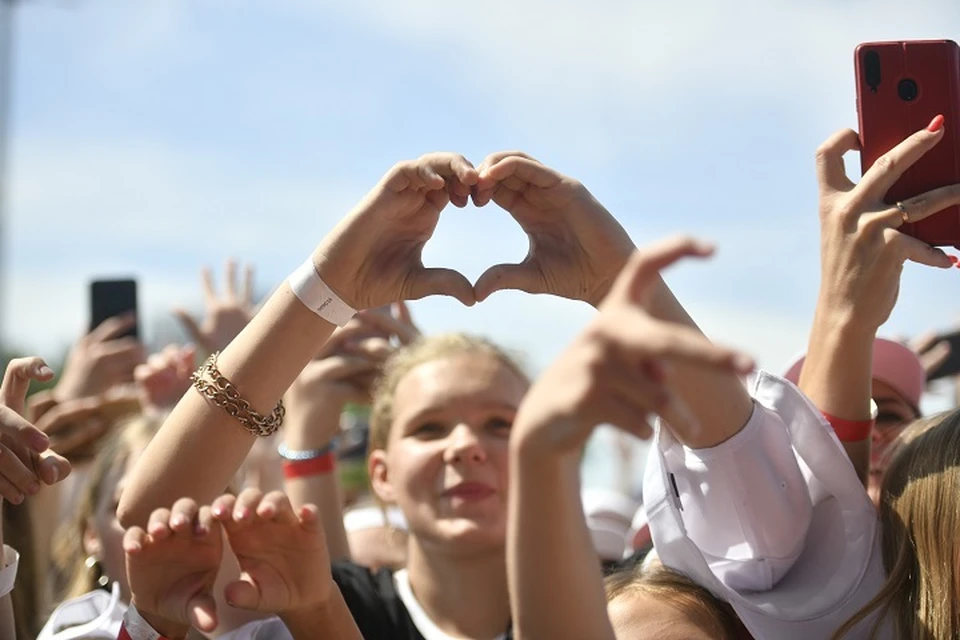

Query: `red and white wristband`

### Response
(288, 258, 357, 327)
(279, 441, 337, 479)
(821, 399, 878, 443)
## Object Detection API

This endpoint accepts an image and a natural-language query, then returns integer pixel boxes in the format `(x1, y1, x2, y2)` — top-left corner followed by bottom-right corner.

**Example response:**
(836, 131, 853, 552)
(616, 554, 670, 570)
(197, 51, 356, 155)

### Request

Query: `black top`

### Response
(332, 562, 513, 640)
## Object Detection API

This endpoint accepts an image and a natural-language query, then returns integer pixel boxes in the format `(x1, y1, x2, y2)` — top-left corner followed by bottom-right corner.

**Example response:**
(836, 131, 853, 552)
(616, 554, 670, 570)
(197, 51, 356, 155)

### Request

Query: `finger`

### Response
(0, 405, 51, 453)
(223, 578, 261, 611)
(891, 231, 953, 268)
(242, 264, 255, 305)
(910, 331, 941, 354)
(233, 488, 263, 523)
(257, 490, 298, 525)
(187, 592, 219, 633)
(0, 446, 40, 497)
(446, 154, 480, 188)
(26, 390, 58, 423)
(201, 266, 217, 306)
(170, 497, 200, 534)
(225, 258, 238, 301)
(97, 337, 145, 361)
(211, 493, 237, 522)
(88, 313, 137, 343)
(298, 503, 321, 532)
(602, 388, 660, 441)
(1, 357, 55, 415)
(37, 450, 71, 486)
(123, 526, 149, 554)
(636, 319, 756, 374)
(814, 129, 859, 194)
(147, 507, 173, 540)
(48, 418, 109, 456)
(196, 505, 215, 536)
(35, 398, 102, 435)
(612, 238, 715, 306)
(479, 156, 561, 190)
(173, 309, 205, 347)
(407, 267, 476, 307)
(868, 183, 960, 229)
(0, 473, 24, 504)
(857, 117, 946, 201)
(476, 150, 540, 175)
(392, 301, 418, 340)
(473, 263, 544, 302)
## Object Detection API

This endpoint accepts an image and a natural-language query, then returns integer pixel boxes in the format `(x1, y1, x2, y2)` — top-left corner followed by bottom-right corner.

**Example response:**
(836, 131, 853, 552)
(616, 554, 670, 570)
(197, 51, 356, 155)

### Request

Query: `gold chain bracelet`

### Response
(190, 352, 285, 437)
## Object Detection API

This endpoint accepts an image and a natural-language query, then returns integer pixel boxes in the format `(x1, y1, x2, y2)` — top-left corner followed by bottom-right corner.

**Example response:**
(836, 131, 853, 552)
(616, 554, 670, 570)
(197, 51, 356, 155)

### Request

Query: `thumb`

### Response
(473, 263, 543, 302)
(223, 577, 262, 611)
(187, 592, 219, 632)
(611, 237, 714, 306)
(1, 357, 55, 416)
(408, 268, 476, 307)
(173, 309, 207, 348)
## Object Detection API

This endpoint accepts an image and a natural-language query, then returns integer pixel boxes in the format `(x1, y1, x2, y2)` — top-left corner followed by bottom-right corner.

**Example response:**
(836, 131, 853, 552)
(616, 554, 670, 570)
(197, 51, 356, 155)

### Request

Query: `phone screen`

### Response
(90, 279, 139, 339)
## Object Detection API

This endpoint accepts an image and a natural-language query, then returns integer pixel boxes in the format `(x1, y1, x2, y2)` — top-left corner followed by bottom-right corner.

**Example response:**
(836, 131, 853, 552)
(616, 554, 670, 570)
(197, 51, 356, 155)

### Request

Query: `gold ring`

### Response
(896, 201, 909, 224)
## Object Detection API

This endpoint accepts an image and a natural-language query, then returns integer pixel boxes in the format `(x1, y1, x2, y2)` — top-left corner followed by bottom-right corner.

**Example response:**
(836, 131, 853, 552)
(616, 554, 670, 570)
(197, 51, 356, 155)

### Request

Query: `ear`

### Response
(368, 450, 396, 504)
(82, 518, 102, 558)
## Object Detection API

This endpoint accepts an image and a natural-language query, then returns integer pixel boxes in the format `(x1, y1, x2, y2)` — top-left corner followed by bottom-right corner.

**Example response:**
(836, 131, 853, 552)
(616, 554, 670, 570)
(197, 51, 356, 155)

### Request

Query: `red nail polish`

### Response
(927, 114, 945, 132)
(950, 255, 959, 264)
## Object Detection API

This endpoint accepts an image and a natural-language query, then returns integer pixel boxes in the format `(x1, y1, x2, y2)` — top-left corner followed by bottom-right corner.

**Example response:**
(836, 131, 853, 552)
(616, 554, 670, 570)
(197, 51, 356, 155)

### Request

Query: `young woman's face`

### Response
(607, 593, 718, 640)
(870, 379, 921, 496)
(370, 352, 527, 551)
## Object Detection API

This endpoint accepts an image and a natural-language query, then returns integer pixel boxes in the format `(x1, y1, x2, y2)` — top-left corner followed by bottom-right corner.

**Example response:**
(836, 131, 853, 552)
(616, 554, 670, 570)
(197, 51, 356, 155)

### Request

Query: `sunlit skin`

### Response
(371, 353, 529, 551)
(607, 593, 717, 640)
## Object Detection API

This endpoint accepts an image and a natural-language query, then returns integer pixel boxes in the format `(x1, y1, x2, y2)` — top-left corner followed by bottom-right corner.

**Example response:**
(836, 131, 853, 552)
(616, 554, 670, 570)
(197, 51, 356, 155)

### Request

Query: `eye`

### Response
(876, 412, 909, 429)
(411, 422, 446, 439)
(486, 416, 513, 435)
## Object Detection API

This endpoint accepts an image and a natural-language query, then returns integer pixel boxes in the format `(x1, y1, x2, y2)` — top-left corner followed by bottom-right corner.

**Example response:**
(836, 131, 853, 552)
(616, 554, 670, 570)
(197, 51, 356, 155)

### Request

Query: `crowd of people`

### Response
(0, 122, 958, 640)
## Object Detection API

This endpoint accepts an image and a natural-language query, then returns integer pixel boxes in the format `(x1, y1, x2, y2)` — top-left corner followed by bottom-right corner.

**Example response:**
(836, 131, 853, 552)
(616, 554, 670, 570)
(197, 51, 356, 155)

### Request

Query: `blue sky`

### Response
(6, 0, 960, 388)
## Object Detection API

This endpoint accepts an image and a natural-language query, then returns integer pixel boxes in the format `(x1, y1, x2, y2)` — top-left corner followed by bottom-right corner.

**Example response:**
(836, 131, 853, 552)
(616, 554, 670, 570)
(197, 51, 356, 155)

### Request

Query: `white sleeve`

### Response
(662, 400, 814, 591)
(0, 545, 19, 598)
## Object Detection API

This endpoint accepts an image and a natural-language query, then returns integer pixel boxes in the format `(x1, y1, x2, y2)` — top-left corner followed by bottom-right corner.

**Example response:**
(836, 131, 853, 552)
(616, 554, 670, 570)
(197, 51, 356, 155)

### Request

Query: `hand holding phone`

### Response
(856, 39, 960, 247)
(90, 278, 139, 339)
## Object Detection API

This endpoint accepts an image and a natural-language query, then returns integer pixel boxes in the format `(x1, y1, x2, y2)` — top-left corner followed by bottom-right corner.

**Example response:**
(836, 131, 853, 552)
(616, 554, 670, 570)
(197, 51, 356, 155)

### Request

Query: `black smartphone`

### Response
(89, 279, 139, 339)
(925, 330, 960, 380)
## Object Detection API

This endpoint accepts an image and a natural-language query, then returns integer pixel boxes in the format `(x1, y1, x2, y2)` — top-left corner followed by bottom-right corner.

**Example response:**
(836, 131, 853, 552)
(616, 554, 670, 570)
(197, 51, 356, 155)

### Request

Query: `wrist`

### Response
(125, 600, 190, 640)
(283, 404, 344, 450)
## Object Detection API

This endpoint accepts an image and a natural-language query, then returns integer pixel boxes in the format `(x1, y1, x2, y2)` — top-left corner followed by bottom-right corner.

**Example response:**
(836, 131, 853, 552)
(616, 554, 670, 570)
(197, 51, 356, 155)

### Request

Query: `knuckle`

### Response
(873, 152, 897, 174)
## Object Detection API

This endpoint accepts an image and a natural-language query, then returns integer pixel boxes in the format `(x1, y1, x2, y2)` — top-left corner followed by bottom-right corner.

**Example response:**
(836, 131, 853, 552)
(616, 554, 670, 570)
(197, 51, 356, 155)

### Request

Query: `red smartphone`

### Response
(855, 40, 960, 247)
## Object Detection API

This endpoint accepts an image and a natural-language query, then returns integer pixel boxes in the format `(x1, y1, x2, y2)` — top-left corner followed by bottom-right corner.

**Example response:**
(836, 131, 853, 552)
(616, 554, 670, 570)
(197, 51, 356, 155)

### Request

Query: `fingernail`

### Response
(927, 114, 945, 132)
(27, 483, 40, 495)
(37, 366, 54, 377)
(171, 515, 186, 527)
(950, 255, 959, 264)
(735, 354, 755, 372)
(50, 467, 59, 483)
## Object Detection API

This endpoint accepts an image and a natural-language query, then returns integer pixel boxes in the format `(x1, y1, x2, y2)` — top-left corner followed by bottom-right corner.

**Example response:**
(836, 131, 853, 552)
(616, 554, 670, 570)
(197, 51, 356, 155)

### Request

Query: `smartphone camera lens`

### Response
(898, 78, 919, 101)
(864, 50, 881, 93)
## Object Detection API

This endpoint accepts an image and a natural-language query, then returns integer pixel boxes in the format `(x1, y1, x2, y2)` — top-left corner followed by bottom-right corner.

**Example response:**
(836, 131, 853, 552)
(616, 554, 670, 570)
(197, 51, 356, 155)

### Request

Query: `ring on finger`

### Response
(896, 201, 909, 225)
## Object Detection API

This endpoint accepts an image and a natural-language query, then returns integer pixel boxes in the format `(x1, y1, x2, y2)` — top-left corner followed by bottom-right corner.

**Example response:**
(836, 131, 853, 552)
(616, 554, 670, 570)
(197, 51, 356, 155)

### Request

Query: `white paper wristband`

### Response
(288, 258, 357, 327)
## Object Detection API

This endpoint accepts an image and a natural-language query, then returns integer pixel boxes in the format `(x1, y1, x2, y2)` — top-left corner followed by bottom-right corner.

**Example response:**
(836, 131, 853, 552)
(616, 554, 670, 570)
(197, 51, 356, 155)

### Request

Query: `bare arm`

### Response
(799, 126, 960, 484)
(118, 154, 480, 529)
(508, 239, 754, 640)
(279, 587, 365, 640)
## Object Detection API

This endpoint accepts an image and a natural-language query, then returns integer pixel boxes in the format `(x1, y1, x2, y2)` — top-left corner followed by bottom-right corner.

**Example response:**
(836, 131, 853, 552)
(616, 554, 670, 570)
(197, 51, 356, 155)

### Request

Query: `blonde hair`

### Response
(53, 413, 161, 600)
(368, 333, 529, 453)
(604, 562, 744, 639)
(834, 409, 960, 639)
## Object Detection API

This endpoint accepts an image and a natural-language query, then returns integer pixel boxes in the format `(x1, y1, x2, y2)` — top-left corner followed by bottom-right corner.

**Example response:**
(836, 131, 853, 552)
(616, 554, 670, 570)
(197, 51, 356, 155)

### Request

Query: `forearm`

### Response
(119, 285, 336, 527)
(508, 431, 615, 640)
(0, 508, 14, 640)
(798, 304, 874, 484)
(284, 403, 351, 562)
(279, 586, 363, 640)
(647, 279, 754, 447)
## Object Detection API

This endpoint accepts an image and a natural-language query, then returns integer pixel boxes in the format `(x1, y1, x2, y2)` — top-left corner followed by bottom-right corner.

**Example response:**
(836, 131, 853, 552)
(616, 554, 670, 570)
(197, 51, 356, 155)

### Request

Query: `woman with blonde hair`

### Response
(834, 410, 960, 639)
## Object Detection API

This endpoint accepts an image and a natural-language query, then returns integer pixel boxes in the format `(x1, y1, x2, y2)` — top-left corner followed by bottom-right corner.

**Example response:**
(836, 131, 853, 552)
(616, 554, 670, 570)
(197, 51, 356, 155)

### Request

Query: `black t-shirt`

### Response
(332, 562, 513, 640)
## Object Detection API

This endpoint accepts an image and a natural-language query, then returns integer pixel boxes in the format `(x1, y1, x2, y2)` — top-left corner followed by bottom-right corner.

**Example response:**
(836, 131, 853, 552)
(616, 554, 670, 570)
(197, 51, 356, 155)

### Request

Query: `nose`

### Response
(443, 423, 488, 465)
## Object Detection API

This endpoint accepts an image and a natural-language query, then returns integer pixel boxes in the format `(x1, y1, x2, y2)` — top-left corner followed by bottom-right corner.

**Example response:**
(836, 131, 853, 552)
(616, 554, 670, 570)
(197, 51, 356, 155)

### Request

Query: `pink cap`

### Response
(783, 337, 924, 410)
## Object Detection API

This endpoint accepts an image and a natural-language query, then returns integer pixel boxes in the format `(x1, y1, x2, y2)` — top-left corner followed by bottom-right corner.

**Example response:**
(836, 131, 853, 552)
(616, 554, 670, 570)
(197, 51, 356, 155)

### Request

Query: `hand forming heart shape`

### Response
(311, 151, 637, 312)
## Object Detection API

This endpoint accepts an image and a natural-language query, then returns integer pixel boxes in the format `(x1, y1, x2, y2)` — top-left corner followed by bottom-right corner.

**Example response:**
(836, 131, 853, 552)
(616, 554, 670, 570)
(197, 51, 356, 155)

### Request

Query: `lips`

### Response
(443, 482, 495, 501)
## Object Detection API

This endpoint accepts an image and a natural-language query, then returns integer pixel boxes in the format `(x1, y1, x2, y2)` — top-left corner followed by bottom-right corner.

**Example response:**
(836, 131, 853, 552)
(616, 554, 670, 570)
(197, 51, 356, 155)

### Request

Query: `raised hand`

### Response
(0, 358, 72, 502)
(54, 315, 145, 402)
(212, 489, 331, 616)
(311, 153, 480, 310)
(174, 260, 256, 354)
(33, 393, 138, 460)
(124, 497, 223, 634)
(135, 344, 198, 410)
(815, 122, 958, 331)
(471, 152, 636, 307)
(512, 237, 754, 457)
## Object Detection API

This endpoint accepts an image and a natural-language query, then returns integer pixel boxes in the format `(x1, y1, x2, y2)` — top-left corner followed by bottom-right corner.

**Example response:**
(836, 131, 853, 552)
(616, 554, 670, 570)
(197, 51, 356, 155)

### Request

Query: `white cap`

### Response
(643, 371, 892, 639)
(581, 488, 639, 561)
